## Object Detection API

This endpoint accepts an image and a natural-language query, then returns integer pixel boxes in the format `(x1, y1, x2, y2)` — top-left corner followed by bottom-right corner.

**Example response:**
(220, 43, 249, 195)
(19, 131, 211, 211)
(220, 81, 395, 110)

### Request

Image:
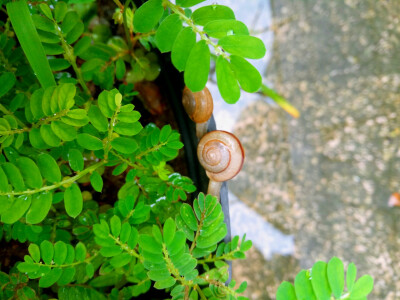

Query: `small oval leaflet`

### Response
(216, 56, 240, 104)
(155, 14, 183, 53)
(184, 41, 210, 92)
(26, 192, 52, 224)
(192, 5, 235, 26)
(64, 183, 83, 218)
(133, 0, 164, 33)
(171, 27, 196, 72)
(218, 35, 266, 59)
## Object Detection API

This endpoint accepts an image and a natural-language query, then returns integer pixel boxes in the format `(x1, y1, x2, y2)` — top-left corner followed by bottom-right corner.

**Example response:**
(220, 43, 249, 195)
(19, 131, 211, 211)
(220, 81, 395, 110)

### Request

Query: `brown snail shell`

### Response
(197, 130, 244, 182)
(182, 86, 213, 124)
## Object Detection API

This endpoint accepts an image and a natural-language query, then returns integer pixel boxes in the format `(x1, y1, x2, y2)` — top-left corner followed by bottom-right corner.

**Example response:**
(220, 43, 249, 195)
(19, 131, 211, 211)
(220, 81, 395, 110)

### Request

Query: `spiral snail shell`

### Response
(182, 86, 213, 139)
(197, 131, 244, 197)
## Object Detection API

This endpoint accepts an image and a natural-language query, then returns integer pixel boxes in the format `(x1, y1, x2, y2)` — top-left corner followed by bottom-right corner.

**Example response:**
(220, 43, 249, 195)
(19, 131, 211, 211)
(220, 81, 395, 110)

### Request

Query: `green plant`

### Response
(0, 0, 260, 298)
(276, 257, 374, 300)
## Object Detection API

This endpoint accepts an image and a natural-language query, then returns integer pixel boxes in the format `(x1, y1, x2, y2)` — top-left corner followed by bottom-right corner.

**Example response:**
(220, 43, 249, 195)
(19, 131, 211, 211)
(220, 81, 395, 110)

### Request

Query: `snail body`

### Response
(182, 86, 213, 139)
(197, 130, 244, 198)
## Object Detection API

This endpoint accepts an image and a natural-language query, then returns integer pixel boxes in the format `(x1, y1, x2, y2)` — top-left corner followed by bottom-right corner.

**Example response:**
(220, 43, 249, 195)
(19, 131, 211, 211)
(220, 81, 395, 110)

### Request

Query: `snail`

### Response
(197, 130, 245, 198)
(182, 86, 213, 139)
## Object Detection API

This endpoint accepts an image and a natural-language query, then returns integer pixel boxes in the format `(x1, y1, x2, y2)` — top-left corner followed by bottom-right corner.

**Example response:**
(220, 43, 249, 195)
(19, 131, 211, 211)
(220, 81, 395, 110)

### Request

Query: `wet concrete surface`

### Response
(224, 0, 400, 299)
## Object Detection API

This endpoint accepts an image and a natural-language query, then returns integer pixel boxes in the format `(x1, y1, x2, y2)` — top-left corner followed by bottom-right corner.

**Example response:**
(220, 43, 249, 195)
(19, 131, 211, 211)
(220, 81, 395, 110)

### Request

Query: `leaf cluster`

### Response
(133, 0, 266, 103)
(277, 257, 374, 300)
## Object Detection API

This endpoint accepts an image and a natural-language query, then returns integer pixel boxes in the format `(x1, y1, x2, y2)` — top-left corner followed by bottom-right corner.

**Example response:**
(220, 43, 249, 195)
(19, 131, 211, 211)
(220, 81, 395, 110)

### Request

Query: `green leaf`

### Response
(327, 257, 344, 298)
(7, 0, 56, 88)
(39, 3, 53, 19)
(40, 124, 61, 147)
(54, 241, 68, 265)
(66, 22, 84, 44)
(88, 105, 109, 132)
(110, 253, 131, 268)
(155, 14, 183, 53)
(97, 90, 115, 118)
(2, 162, 25, 191)
(68, 149, 84, 172)
(77, 133, 103, 150)
(90, 171, 103, 192)
(163, 218, 176, 246)
(0, 166, 9, 192)
(110, 215, 121, 237)
(347, 263, 357, 292)
(37, 153, 61, 183)
(216, 56, 240, 104)
(192, 5, 235, 26)
(43, 42, 64, 55)
(230, 55, 262, 93)
(111, 137, 138, 154)
(120, 223, 132, 243)
(196, 223, 227, 248)
(154, 276, 176, 289)
(133, 0, 164, 33)
(86, 262, 95, 278)
(180, 204, 198, 231)
(49, 58, 71, 71)
(57, 268, 76, 286)
(0, 72, 16, 98)
(311, 261, 331, 300)
(39, 268, 62, 288)
(116, 59, 126, 80)
(51, 121, 77, 141)
(61, 11, 79, 34)
(218, 35, 266, 59)
(100, 245, 122, 257)
(40, 240, 54, 265)
(74, 36, 92, 57)
(114, 121, 143, 136)
(159, 125, 172, 143)
(54, 2, 68, 22)
(117, 111, 141, 123)
(15, 157, 43, 189)
(148, 269, 171, 281)
(25, 192, 52, 224)
(75, 242, 87, 262)
(42, 86, 55, 116)
(176, 0, 206, 7)
(32, 15, 56, 33)
(184, 41, 210, 92)
(29, 128, 48, 149)
(350, 275, 374, 298)
(294, 270, 316, 300)
(28, 244, 41, 263)
(276, 282, 296, 300)
(171, 27, 196, 72)
(203, 19, 249, 39)
(139, 235, 162, 253)
(1, 195, 31, 224)
(64, 183, 83, 218)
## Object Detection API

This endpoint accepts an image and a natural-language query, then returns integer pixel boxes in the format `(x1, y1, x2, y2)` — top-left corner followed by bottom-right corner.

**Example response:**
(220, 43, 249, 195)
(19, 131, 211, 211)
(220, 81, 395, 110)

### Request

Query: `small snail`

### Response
(197, 130, 245, 198)
(182, 86, 213, 139)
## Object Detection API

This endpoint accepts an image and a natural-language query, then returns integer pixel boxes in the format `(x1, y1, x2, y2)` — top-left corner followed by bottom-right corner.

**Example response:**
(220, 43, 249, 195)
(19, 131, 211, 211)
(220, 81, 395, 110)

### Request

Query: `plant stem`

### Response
(32, 252, 99, 269)
(0, 161, 105, 196)
(104, 101, 121, 159)
(163, 1, 229, 60)
(53, 21, 91, 97)
(195, 284, 207, 300)
(109, 234, 142, 260)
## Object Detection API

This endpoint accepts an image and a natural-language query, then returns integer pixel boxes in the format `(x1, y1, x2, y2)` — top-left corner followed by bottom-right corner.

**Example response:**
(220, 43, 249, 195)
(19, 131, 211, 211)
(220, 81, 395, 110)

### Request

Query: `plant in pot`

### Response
(0, 0, 374, 299)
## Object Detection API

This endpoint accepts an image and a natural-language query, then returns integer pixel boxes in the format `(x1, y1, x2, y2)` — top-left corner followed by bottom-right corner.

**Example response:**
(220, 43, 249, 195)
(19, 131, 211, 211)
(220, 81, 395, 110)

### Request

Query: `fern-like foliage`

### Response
(277, 257, 374, 300)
